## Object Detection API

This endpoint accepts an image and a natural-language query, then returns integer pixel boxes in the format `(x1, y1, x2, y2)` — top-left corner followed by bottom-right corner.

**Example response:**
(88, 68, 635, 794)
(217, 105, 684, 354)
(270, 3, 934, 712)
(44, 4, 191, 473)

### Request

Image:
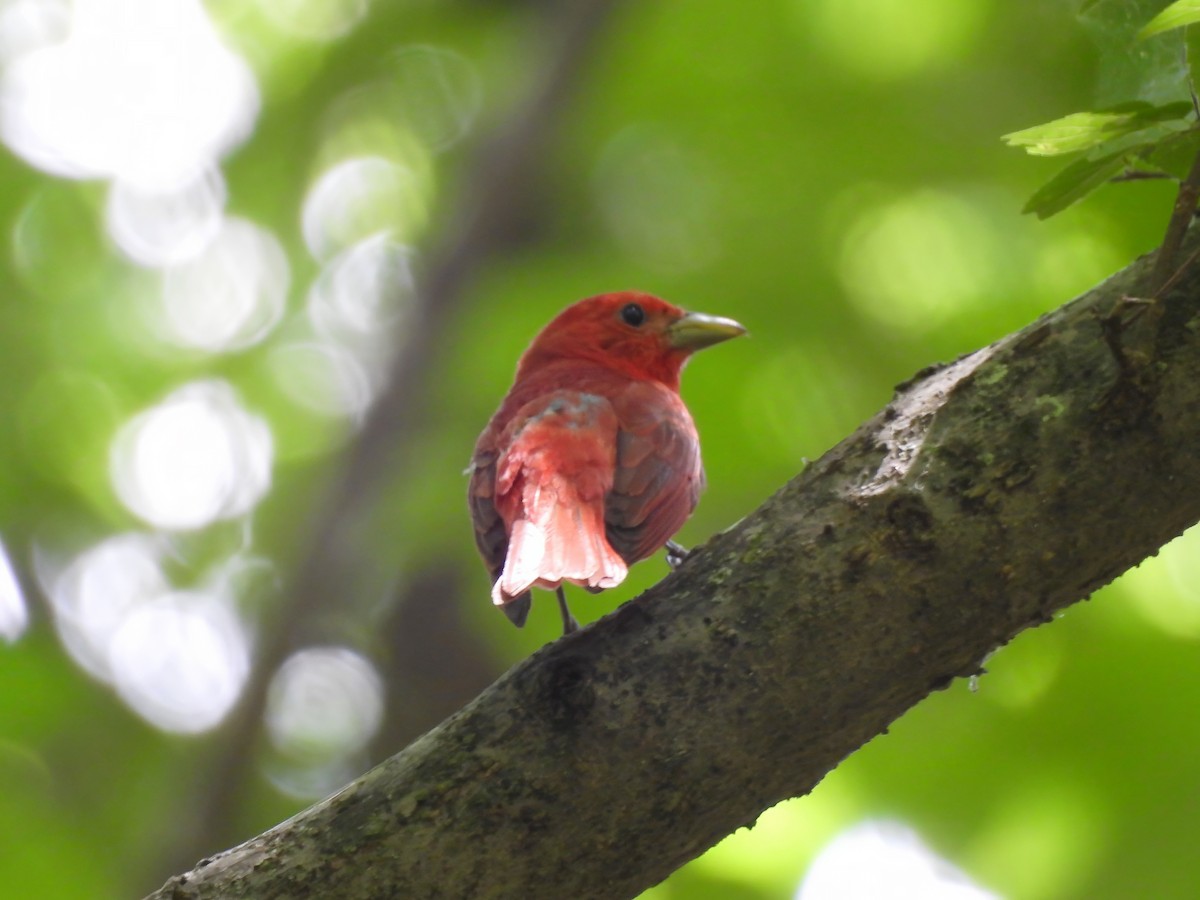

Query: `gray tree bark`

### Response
(146, 233, 1200, 899)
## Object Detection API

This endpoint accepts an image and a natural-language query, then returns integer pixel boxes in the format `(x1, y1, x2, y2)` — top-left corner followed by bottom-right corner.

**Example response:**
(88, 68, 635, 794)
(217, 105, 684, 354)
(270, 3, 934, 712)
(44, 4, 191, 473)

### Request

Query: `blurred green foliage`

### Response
(2, 1, 1199, 898)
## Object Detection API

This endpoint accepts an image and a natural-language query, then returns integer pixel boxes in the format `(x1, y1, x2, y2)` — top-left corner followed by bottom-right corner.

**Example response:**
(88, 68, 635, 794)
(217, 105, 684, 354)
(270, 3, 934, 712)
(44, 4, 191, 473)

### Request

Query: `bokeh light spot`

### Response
(0, 538, 29, 643)
(265, 646, 384, 797)
(108, 588, 250, 733)
(294, 232, 414, 413)
(158, 216, 289, 352)
(106, 167, 227, 267)
(42, 533, 257, 732)
(253, 0, 371, 43)
(110, 380, 273, 530)
(268, 342, 373, 420)
(1030, 222, 1125, 305)
(835, 187, 1003, 334)
(11, 181, 106, 295)
(976, 630, 1063, 710)
(45, 532, 168, 680)
(965, 781, 1106, 900)
(267, 646, 384, 760)
(0, 0, 258, 188)
(302, 156, 427, 262)
(693, 783, 860, 893)
(387, 45, 481, 152)
(1120, 524, 1200, 639)
(0, 0, 70, 68)
(803, 0, 989, 80)
(308, 232, 413, 342)
(798, 820, 999, 900)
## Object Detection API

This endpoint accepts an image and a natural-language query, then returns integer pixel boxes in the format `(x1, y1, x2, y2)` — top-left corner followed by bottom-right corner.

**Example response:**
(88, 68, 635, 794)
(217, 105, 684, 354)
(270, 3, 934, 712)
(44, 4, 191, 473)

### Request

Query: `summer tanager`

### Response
(468, 292, 745, 633)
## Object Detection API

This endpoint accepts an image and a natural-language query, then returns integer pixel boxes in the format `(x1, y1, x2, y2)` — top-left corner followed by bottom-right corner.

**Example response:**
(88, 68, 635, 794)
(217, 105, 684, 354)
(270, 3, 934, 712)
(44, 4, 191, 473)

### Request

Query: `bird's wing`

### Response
(605, 383, 703, 565)
(467, 449, 533, 621)
(467, 450, 503, 580)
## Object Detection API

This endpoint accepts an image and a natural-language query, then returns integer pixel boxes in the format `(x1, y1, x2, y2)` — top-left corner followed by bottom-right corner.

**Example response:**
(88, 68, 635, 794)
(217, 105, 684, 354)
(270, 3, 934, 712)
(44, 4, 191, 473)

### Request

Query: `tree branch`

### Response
(147, 230, 1200, 899)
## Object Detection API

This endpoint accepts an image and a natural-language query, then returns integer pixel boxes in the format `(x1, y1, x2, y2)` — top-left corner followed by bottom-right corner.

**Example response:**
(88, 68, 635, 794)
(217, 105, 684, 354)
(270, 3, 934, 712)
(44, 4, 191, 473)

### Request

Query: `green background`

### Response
(1, 1, 1197, 898)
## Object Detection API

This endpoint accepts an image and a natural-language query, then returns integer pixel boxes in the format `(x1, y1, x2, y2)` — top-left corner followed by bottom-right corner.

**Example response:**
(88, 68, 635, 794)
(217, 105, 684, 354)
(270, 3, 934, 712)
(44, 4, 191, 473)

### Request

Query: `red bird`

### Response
(468, 292, 745, 633)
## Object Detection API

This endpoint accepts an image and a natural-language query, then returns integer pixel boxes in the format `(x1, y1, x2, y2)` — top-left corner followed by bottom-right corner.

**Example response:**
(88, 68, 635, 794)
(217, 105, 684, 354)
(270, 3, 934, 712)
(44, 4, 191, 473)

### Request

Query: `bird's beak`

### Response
(668, 311, 747, 350)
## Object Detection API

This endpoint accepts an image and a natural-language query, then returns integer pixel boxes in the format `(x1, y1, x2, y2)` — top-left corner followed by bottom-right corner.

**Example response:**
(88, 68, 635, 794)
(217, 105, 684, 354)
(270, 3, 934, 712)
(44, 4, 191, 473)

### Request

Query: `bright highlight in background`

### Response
(1122, 525, 1200, 638)
(271, 232, 414, 419)
(803, 0, 988, 79)
(308, 233, 413, 347)
(797, 821, 998, 900)
(266, 646, 385, 797)
(43, 533, 252, 732)
(110, 380, 273, 530)
(387, 45, 481, 152)
(106, 166, 227, 267)
(159, 216, 290, 352)
(0, 537, 28, 643)
(253, 0, 371, 42)
(0, 0, 258, 189)
(268, 341, 374, 420)
(108, 588, 250, 733)
(0, 0, 69, 67)
(45, 532, 167, 680)
(835, 188, 1003, 334)
(267, 646, 384, 759)
(302, 156, 427, 261)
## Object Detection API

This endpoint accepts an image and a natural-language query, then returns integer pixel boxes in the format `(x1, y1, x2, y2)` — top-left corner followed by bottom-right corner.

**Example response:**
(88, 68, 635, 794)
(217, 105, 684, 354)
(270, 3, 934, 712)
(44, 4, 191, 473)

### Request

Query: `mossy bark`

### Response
(147, 235, 1200, 899)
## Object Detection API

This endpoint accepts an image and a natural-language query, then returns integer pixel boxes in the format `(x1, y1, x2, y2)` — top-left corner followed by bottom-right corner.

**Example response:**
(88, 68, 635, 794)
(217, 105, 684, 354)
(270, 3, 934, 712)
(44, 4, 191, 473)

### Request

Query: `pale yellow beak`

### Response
(667, 311, 747, 351)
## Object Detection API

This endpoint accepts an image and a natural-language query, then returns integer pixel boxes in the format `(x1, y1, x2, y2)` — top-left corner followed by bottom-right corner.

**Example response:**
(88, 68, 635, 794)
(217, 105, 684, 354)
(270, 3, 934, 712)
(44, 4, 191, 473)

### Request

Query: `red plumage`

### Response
(468, 292, 744, 633)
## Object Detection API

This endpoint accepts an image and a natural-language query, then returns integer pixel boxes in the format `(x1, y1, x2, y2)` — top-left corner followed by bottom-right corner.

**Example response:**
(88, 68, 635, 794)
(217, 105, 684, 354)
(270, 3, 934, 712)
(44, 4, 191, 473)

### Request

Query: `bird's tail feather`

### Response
(493, 488, 626, 608)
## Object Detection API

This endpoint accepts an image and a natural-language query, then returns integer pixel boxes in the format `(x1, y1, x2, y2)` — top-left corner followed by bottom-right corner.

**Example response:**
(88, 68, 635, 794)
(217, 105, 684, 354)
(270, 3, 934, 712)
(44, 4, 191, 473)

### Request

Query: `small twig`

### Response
(1100, 295, 1154, 382)
(1159, 243, 1200, 297)
(1188, 42, 1200, 121)
(1110, 170, 1173, 182)
(1147, 37, 1200, 294)
(1149, 139, 1200, 295)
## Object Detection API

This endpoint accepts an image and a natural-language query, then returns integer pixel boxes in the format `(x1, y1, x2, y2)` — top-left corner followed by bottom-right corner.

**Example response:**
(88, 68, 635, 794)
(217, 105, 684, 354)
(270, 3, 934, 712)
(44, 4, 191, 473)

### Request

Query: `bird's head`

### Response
(516, 292, 746, 390)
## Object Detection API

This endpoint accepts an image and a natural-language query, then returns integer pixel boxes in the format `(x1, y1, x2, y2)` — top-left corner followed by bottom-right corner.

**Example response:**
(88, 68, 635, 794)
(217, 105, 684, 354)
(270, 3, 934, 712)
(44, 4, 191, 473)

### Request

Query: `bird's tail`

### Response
(493, 485, 627, 609)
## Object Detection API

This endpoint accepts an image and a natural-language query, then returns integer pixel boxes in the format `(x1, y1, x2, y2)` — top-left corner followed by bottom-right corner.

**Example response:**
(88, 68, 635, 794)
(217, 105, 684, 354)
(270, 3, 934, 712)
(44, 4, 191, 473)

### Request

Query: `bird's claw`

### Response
(665, 540, 691, 569)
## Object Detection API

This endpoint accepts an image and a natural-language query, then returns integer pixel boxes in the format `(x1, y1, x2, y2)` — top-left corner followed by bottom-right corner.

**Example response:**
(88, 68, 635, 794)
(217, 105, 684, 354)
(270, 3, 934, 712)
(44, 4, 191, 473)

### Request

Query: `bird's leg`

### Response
(556, 586, 580, 635)
(665, 540, 691, 569)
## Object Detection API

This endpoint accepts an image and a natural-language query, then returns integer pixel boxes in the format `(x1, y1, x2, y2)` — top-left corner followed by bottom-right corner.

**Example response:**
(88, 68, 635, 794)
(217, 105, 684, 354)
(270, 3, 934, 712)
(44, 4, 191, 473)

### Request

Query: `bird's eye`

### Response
(620, 303, 645, 327)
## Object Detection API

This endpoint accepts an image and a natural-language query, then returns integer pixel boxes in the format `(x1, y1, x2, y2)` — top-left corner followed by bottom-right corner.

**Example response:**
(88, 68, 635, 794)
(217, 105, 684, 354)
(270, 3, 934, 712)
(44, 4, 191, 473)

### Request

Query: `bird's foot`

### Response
(556, 587, 580, 635)
(665, 540, 691, 569)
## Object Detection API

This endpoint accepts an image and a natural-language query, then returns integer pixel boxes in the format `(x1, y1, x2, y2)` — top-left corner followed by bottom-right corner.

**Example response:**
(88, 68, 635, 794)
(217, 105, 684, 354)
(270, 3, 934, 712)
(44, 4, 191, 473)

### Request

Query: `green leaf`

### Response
(1002, 101, 1193, 156)
(1137, 127, 1200, 177)
(1080, 0, 1191, 106)
(1186, 21, 1200, 98)
(1021, 151, 1129, 218)
(1139, 0, 1200, 39)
